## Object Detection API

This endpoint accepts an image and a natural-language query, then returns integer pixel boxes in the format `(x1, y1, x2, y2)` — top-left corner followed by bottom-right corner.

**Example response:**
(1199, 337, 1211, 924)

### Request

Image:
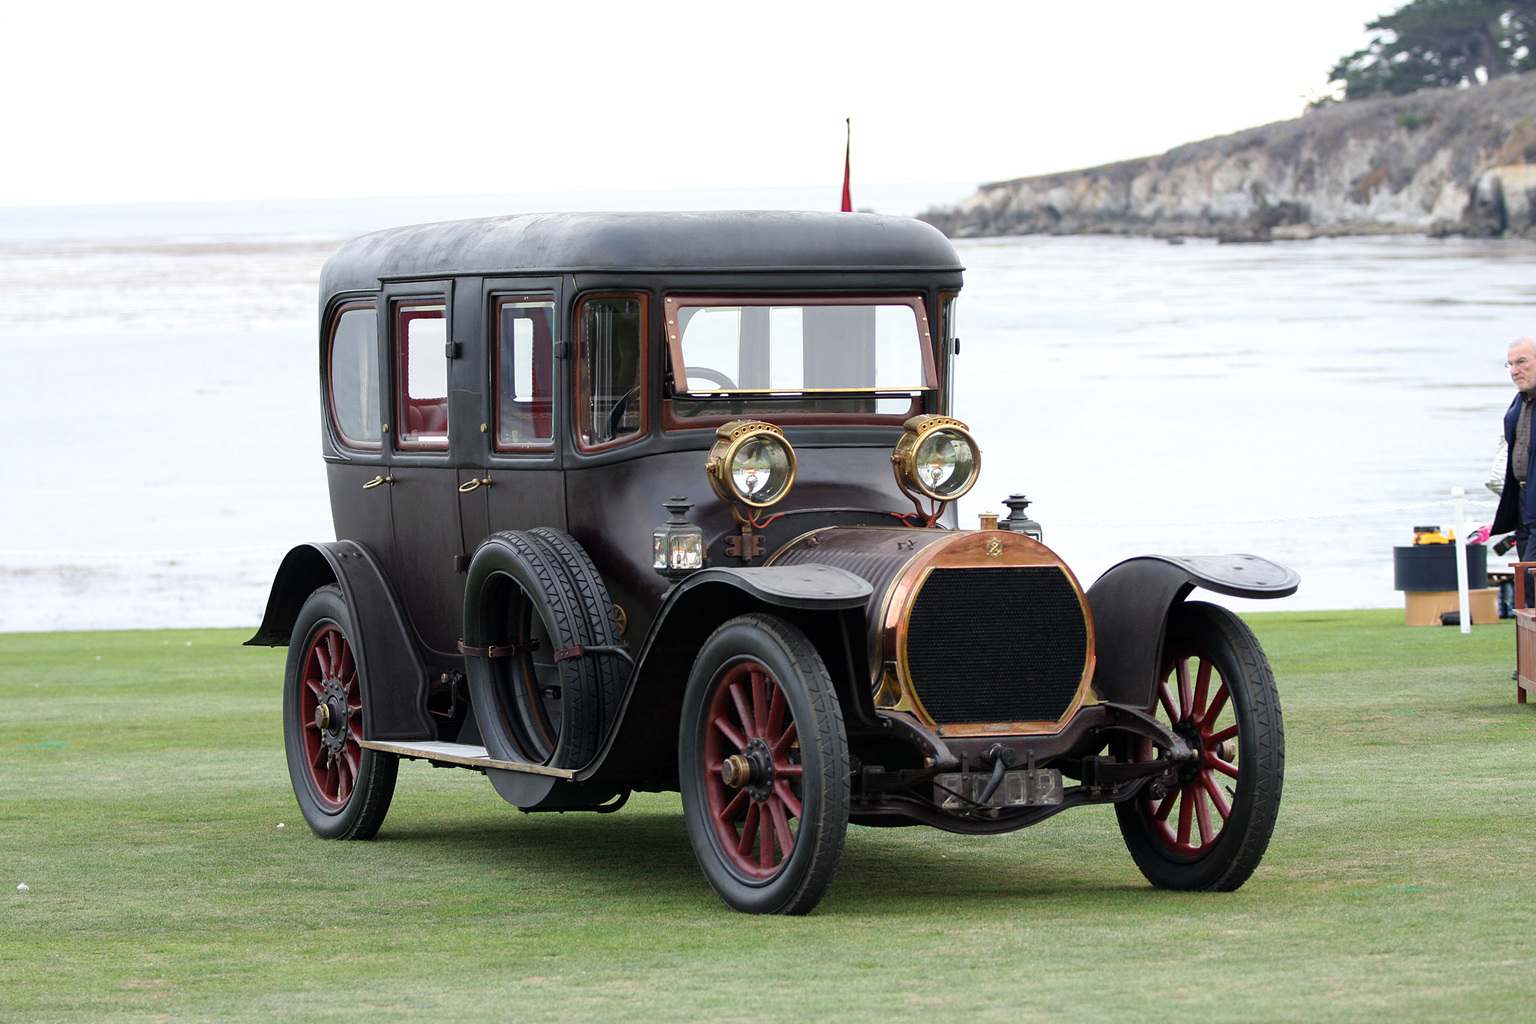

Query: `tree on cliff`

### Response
(1330, 0, 1536, 99)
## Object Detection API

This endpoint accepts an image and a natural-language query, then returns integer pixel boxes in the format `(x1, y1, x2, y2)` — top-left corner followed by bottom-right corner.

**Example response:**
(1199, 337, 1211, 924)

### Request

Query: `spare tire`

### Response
(526, 526, 627, 723)
(462, 530, 627, 770)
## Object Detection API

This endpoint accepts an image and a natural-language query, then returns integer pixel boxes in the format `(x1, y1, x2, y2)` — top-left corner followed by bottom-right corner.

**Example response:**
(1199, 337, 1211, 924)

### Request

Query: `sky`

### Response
(2, 0, 1399, 208)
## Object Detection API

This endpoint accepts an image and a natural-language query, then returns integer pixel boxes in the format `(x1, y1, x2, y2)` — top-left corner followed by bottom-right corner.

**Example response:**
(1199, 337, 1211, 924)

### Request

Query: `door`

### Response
(481, 278, 567, 542)
(381, 280, 465, 658)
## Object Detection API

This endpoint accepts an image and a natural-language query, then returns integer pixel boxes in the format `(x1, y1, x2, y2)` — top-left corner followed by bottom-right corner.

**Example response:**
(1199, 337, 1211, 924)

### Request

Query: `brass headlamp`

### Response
(706, 420, 797, 512)
(892, 414, 981, 503)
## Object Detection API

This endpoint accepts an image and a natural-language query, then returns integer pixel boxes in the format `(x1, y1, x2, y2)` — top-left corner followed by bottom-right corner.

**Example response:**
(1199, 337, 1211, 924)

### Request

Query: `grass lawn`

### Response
(2, 609, 1534, 1022)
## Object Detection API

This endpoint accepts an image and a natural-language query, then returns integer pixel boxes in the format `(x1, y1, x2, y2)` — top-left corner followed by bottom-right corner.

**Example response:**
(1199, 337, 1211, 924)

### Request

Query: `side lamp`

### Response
(653, 496, 706, 579)
(1000, 493, 1042, 542)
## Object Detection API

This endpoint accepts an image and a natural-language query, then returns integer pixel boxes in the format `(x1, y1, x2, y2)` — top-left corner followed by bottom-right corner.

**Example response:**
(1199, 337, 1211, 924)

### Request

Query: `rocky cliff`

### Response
(921, 73, 1536, 241)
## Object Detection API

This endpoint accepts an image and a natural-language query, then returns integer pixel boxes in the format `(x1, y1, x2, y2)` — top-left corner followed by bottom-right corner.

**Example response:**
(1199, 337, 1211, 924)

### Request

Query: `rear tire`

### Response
(1115, 601, 1283, 891)
(283, 585, 398, 840)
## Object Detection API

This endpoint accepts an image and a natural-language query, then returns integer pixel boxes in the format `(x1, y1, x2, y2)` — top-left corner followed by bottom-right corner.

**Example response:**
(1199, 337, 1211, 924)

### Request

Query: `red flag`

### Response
(840, 118, 852, 212)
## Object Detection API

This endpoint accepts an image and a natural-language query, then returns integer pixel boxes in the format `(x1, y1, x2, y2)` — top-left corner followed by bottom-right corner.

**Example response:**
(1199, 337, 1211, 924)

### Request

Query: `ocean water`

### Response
(0, 188, 1532, 631)
(949, 234, 1533, 615)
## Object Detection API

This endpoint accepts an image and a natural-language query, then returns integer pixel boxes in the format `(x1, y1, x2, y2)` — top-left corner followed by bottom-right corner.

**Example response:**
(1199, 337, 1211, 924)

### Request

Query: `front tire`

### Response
(679, 614, 850, 915)
(283, 585, 398, 840)
(1115, 600, 1283, 891)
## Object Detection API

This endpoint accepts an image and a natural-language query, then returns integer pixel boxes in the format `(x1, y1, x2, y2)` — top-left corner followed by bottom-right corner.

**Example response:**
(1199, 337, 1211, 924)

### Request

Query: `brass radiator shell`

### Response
(769, 527, 1097, 735)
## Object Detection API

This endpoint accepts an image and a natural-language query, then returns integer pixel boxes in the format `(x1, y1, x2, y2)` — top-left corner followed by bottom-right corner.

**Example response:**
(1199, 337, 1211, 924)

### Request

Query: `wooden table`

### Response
(1513, 562, 1536, 703)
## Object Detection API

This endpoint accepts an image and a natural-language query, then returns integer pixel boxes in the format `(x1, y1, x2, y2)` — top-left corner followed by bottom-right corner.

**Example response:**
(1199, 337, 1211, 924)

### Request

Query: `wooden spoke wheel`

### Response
(679, 614, 849, 915)
(282, 586, 397, 840)
(1116, 601, 1284, 891)
(298, 623, 362, 811)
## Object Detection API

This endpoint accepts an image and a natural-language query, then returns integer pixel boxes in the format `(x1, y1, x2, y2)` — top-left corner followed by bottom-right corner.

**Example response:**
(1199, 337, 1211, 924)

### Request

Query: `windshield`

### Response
(664, 296, 935, 420)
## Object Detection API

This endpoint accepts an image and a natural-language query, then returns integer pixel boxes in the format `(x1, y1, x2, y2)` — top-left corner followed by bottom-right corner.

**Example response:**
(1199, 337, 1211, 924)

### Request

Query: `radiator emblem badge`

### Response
(986, 538, 1002, 557)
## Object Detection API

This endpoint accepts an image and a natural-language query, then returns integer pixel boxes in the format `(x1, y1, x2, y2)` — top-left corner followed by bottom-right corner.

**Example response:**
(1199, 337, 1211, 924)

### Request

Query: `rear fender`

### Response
(580, 565, 875, 787)
(1086, 554, 1298, 709)
(246, 541, 433, 741)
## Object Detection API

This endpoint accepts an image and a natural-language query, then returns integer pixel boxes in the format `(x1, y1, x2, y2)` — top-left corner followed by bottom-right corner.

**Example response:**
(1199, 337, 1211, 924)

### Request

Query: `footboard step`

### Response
(359, 740, 577, 779)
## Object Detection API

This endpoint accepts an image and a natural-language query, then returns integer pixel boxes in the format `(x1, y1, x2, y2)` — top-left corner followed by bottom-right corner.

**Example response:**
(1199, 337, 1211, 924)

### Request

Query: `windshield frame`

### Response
(664, 294, 938, 395)
(661, 293, 938, 428)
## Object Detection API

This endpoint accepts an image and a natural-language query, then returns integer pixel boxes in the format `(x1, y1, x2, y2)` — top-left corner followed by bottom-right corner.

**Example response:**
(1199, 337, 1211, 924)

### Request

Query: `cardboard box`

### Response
(1404, 588, 1500, 626)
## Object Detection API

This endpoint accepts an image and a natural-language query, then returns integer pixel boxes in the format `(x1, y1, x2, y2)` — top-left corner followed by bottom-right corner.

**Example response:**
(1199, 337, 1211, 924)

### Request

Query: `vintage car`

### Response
(249, 211, 1298, 914)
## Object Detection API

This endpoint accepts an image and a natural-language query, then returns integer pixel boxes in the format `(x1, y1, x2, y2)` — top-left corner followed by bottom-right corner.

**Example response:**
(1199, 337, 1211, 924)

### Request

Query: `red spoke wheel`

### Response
(1115, 601, 1283, 891)
(679, 614, 849, 915)
(297, 623, 364, 810)
(703, 660, 804, 878)
(283, 585, 397, 840)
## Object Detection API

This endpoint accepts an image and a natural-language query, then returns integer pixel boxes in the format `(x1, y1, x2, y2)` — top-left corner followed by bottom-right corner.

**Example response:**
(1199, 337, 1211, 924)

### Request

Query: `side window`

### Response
(327, 303, 380, 448)
(395, 302, 448, 449)
(577, 295, 646, 448)
(495, 298, 555, 448)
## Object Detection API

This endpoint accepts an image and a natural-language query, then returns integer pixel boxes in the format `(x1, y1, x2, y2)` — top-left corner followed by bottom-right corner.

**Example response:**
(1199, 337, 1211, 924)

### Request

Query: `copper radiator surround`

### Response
(770, 527, 1097, 735)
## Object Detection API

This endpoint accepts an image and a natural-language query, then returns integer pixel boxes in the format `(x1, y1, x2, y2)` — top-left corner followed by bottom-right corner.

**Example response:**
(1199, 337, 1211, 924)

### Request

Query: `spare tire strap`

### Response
(457, 639, 540, 658)
(553, 644, 635, 666)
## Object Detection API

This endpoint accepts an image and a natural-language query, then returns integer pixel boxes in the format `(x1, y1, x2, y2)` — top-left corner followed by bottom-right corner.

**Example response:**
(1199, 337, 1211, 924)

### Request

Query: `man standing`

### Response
(1493, 337, 1536, 558)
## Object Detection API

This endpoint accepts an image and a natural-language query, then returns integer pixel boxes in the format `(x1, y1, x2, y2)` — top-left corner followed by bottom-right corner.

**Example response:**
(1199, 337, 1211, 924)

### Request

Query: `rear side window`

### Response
(495, 298, 556, 448)
(576, 295, 646, 449)
(327, 303, 380, 448)
(395, 302, 448, 449)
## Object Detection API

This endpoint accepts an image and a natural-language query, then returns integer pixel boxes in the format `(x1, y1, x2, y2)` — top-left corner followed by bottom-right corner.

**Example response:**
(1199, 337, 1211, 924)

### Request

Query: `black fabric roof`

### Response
(320, 211, 962, 294)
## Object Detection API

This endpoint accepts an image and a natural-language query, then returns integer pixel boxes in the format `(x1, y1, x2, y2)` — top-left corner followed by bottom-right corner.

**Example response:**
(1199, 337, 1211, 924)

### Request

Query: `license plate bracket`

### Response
(934, 768, 1063, 810)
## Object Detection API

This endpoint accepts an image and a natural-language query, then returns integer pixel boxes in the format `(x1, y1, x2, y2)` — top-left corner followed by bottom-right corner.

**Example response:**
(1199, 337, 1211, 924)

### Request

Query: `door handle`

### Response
(362, 474, 394, 490)
(458, 477, 492, 493)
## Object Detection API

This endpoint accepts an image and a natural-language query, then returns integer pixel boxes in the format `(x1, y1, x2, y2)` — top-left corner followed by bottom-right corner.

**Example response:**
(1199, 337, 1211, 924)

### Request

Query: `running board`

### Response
(359, 740, 577, 779)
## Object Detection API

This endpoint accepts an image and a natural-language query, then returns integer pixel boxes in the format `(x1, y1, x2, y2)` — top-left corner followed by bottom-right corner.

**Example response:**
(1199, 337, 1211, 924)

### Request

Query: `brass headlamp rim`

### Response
(891, 414, 981, 503)
(705, 419, 799, 510)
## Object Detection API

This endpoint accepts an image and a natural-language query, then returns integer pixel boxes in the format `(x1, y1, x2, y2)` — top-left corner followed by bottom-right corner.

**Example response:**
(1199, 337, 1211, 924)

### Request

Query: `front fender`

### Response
(1086, 554, 1298, 709)
(246, 541, 432, 741)
(578, 565, 874, 788)
(664, 564, 874, 611)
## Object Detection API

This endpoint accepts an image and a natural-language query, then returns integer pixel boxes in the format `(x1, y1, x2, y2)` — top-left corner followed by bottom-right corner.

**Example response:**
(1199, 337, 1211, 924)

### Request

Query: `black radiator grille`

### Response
(905, 566, 1089, 724)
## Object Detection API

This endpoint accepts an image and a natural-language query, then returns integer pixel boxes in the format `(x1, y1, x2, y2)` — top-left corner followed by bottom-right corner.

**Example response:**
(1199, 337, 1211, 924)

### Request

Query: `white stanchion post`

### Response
(1453, 486, 1471, 634)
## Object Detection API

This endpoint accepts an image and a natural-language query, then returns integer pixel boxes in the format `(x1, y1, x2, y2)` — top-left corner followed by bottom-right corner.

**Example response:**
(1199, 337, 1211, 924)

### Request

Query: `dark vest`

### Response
(1492, 393, 1536, 533)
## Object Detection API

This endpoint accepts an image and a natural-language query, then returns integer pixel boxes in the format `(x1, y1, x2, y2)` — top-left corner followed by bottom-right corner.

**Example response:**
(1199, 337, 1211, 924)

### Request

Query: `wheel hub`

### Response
(1172, 720, 1205, 783)
(719, 737, 775, 802)
(317, 679, 350, 755)
(720, 754, 752, 788)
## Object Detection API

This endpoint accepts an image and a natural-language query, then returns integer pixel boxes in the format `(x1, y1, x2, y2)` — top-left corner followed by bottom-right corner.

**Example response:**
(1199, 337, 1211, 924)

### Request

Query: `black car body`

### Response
(250, 211, 1298, 914)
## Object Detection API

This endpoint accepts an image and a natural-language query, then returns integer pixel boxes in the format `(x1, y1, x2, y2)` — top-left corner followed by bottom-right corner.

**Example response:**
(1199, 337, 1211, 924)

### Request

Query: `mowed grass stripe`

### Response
(2, 611, 1533, 1022)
